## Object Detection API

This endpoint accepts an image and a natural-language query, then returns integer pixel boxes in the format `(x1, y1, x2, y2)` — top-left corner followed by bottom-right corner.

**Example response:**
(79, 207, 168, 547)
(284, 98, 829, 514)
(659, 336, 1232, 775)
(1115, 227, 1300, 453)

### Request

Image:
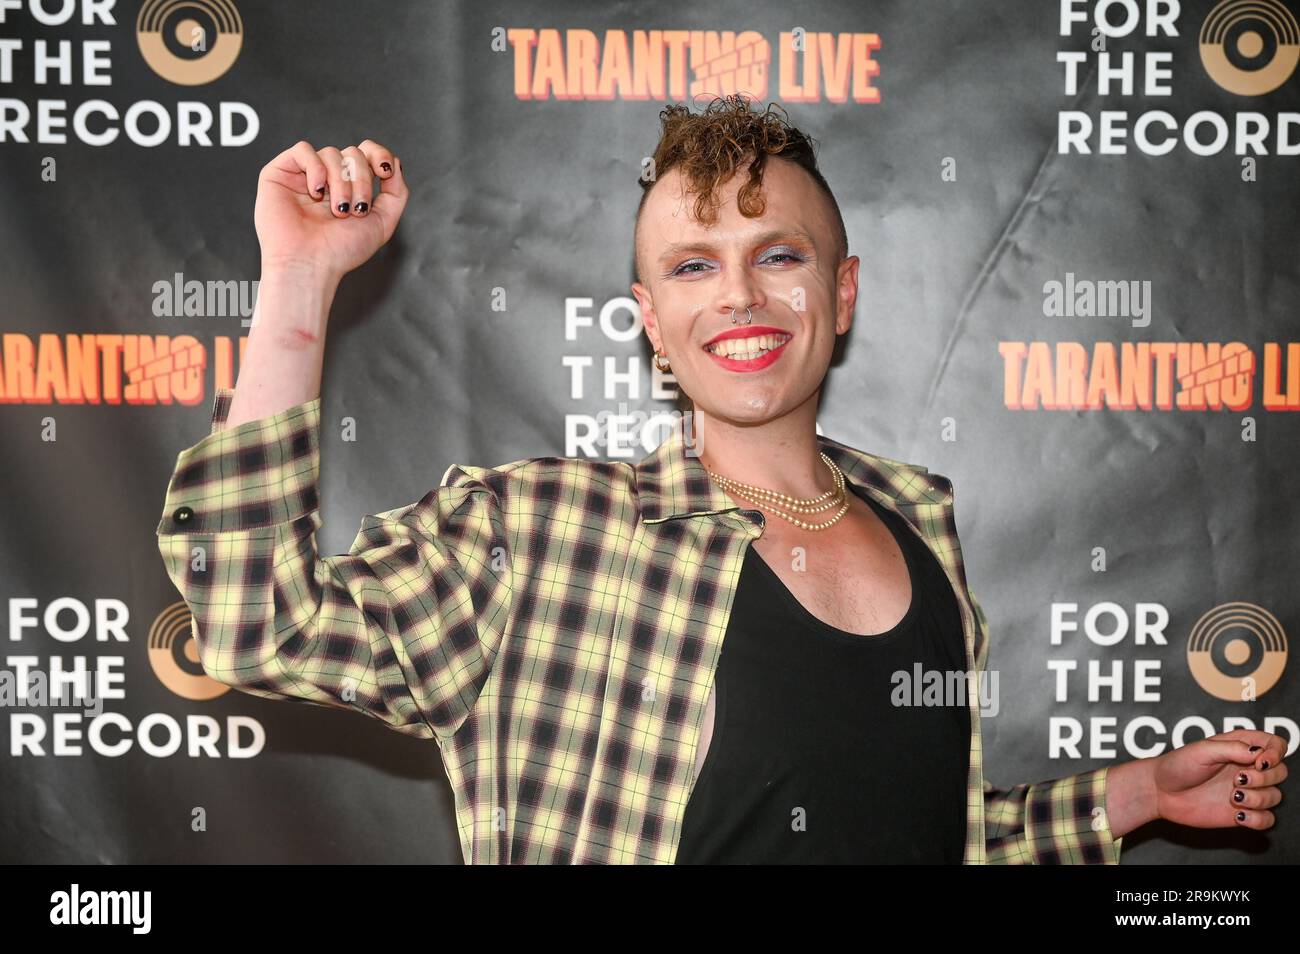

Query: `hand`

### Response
(254, 139, 409, 283)
(1153, 729, 1288, 830)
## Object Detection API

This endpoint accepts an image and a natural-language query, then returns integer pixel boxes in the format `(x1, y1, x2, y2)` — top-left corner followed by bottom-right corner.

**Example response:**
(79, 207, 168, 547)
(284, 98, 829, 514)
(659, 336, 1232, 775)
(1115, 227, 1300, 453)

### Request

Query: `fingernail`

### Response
(353, 201, 368, 214)
(1249, 745, 1261, 752)
(381, 161, 392, 173)
(1236, 772, 1248, 786)
(1233, 789, 1244, 802)
(337, 202, 349, 213)
(1261, 760, 1270, 770)
(315, 185, 325, 195)
(1235, 810, 1246, 822)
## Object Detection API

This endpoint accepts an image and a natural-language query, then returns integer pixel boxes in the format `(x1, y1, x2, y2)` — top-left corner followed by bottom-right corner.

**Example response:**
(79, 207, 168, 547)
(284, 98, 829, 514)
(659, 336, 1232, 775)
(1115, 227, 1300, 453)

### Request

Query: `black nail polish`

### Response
(354, 201, 368, 214)
(1233, 789, 1244, 802)
(1249, 745, 1261, 752)
(1261, 760, 1270, 770)
(1236, 810, 1246, 822)
(315, 185, 325, 195)
(337, 202, 349, 213)
(1236, 772, 1248, 786)
(381, 161, 392, 173)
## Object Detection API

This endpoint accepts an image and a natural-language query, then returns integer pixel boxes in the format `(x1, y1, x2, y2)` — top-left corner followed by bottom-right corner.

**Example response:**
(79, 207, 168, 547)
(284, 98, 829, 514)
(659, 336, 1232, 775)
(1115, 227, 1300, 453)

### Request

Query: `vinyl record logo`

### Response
(1199, 0, 1300, 95)
(136, 0, 244, 86)
(1187, 602, 1288, 701)
(148, 601, 230, 701)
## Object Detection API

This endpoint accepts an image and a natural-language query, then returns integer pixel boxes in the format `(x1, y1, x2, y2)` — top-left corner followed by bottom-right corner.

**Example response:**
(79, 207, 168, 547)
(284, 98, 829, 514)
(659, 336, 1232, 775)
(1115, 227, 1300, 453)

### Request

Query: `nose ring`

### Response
(730, 306, 752, 325)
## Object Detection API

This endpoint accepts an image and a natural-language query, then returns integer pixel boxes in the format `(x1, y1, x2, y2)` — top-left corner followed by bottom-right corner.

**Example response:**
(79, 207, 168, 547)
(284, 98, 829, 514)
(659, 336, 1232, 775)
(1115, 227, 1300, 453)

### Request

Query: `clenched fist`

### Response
(255, 139, 409, 283)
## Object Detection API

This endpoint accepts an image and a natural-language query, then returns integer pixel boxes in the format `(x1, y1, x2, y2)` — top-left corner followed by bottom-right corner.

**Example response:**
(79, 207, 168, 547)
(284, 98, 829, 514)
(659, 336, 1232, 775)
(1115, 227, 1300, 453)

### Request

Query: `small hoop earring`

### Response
(653, 351, 671, 372)
(730, 306, 753, 325)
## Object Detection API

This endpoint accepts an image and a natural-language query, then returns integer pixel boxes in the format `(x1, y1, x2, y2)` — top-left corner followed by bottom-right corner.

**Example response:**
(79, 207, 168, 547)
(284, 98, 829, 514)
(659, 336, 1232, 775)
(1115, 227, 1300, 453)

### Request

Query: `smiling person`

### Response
(156, 94, 1287, 864)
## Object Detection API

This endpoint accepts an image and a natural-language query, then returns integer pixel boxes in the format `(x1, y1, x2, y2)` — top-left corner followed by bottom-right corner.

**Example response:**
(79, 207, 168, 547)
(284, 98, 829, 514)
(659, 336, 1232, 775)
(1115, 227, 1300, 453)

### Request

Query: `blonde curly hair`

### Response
(635, 93, 847, 284)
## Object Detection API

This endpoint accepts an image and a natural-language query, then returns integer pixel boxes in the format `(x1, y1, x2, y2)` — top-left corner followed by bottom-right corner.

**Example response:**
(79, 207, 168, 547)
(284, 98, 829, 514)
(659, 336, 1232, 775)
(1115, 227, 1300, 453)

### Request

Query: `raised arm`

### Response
(155, 140, 515, 742)
(225, 138, 409, 425)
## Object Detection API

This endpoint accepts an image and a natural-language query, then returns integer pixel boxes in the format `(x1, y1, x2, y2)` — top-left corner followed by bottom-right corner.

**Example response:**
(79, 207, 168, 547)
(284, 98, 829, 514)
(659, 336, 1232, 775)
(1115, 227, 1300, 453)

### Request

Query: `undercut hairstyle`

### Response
(633, 94, 850, 416)
(634, 94, 849, 287)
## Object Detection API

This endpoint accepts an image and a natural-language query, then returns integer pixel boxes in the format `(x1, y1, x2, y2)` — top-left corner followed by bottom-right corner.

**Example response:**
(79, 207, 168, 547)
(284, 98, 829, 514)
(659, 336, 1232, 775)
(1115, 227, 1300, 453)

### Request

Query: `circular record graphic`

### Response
(136, 0, 244, 86)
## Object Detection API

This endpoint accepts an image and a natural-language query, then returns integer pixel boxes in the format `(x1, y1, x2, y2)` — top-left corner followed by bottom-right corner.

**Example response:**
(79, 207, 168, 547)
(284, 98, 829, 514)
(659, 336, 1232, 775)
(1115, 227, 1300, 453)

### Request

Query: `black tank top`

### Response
(675, 489, 970, 864)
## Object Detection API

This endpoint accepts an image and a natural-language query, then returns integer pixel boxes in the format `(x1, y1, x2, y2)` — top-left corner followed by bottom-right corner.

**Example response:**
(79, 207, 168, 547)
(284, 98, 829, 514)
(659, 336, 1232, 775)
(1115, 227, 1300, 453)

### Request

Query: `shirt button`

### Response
(173, 506, 194, 524)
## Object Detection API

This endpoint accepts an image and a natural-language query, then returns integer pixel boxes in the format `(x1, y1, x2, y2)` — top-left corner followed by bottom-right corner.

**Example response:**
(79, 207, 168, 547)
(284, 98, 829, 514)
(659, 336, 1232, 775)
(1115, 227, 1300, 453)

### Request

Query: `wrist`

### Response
(1105, 757, 1161, 838)
(250, 260, 339, 344)
(260, 256, 343, 294)
(1145, 755, 1164, 823)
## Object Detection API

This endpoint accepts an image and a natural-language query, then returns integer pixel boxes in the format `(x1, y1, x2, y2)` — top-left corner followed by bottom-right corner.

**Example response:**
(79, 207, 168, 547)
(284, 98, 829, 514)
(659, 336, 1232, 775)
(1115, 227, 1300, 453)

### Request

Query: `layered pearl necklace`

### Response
(706, 453, 850, 531)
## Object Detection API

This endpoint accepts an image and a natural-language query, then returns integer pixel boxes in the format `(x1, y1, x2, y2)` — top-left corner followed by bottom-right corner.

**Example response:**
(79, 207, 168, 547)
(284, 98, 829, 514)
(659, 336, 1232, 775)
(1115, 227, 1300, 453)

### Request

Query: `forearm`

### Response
(1103, 758, 1160, 838)
(225, 260, 341, 428)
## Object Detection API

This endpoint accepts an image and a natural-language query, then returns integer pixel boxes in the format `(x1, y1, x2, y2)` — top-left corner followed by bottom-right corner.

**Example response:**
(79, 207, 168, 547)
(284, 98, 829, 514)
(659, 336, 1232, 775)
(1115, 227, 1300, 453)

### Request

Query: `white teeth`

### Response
(706, 333, 790, 358)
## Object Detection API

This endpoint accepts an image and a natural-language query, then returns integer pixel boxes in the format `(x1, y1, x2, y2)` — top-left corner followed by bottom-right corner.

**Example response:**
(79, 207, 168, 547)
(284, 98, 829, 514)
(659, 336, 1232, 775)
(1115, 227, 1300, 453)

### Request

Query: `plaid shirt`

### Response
(156, 387, 1124, 865)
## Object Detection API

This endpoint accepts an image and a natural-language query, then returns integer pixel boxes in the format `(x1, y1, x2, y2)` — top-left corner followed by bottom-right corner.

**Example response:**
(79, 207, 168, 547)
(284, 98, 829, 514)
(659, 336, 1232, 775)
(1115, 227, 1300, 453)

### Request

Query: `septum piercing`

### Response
(657, 305, 754, 370)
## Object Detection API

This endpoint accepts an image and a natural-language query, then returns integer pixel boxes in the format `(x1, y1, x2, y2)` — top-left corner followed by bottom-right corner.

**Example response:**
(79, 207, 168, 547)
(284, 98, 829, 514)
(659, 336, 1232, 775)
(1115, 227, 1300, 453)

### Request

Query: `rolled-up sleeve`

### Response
(983, 767, 1124, 864)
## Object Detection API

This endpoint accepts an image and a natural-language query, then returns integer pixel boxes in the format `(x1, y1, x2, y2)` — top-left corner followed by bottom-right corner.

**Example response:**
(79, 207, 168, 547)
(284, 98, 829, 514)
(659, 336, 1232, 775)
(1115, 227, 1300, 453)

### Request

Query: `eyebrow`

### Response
(656, 228, 818, 265)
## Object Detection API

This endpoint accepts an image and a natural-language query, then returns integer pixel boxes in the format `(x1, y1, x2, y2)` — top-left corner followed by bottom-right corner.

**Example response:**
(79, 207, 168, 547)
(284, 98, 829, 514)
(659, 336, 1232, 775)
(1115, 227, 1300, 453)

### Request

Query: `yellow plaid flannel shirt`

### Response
(156, 388, 1124, 864)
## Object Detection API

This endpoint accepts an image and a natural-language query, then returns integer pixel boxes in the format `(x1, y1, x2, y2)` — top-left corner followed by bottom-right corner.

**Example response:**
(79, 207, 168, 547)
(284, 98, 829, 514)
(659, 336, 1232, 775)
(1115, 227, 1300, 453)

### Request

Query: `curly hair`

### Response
(634, 94, 848, 285)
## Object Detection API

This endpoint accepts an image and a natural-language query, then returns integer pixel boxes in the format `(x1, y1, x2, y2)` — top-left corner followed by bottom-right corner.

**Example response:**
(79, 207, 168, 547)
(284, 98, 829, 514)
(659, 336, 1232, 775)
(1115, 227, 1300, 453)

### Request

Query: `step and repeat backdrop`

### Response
(0, 0, 1296, 863)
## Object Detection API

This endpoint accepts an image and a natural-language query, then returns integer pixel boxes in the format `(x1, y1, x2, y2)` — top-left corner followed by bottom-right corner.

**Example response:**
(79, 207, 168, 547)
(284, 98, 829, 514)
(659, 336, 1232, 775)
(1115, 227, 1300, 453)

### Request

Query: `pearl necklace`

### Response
(706, 453, 851, 531)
